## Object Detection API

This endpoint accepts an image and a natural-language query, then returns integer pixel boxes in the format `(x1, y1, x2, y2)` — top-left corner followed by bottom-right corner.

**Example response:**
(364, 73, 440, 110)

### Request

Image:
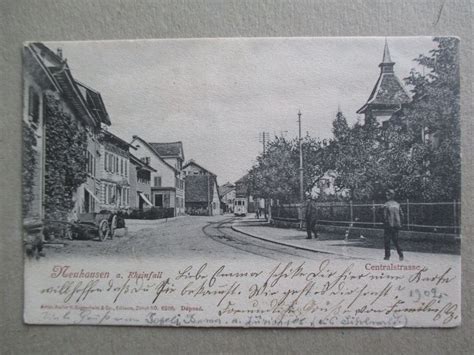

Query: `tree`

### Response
(328, 37, 460, 202)
(402, 37, 460, 201)
(246, 37, 460, 204)
(332, 110, 350, 141)
(247, 135, 328, 202)
(329, 118, 384, 201)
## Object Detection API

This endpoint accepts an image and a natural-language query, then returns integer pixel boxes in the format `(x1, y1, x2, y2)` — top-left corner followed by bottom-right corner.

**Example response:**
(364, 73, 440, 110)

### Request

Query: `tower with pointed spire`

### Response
(357, 40, 411, 126)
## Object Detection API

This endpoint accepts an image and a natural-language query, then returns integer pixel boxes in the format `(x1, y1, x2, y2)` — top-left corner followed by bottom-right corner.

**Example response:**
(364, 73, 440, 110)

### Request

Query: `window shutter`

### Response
(28, 87, 40, 124)
(28, 87, 34, 117)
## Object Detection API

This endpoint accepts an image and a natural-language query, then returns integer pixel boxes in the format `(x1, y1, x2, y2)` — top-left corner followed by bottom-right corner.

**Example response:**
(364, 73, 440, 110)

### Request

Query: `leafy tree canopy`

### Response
(246, 37, 460, 203)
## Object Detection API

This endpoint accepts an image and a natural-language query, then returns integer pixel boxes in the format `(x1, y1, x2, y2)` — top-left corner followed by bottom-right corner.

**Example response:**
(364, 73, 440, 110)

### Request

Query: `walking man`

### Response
(305, 198, 319, 239)
(383, 189, 404, 261)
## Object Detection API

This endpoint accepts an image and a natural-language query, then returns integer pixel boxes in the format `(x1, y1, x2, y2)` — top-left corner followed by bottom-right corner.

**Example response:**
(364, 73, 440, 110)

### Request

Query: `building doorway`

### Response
(84, 189, 90, 213)
(154, 194, 163, 207)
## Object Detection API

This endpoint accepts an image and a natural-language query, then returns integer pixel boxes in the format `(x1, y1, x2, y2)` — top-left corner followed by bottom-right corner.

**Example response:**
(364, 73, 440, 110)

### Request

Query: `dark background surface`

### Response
(1, 0, 473, 354)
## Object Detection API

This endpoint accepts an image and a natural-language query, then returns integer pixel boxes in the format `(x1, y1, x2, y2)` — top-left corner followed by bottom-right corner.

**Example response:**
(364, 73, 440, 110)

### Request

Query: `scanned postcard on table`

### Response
(23, 37, 461, 327)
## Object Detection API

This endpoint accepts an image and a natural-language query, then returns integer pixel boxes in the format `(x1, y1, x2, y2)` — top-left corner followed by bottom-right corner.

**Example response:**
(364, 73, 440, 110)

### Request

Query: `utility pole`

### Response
(258, 131, 270, 219)
(259, 131, 270, 154)
(298, 110, 304, 229)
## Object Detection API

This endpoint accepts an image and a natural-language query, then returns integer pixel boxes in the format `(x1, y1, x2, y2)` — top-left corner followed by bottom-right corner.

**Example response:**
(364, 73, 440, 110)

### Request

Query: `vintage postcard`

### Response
(23, 37, 461, 327)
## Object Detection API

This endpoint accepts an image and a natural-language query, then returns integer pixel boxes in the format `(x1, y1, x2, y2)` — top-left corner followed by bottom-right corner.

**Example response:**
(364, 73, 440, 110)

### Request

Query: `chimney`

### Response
(57, 48, 63, 59)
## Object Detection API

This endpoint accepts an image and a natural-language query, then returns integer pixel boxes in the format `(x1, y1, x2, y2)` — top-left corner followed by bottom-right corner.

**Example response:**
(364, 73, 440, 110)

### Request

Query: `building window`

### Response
(125, 161, 128, 177)
(28, 86, 40, 125)
(154, 176, 162, 187)
(108, 185, 115, 204)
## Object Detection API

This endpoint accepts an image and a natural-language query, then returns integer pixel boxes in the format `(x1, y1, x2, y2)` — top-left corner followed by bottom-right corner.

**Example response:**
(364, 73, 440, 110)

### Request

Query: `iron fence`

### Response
(271, 200, 460, 234)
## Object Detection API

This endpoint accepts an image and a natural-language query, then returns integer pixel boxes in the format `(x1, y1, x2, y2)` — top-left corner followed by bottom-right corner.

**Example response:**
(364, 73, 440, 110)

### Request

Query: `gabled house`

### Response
(183, 160, 221, 216)
(357, 40, 411, 127)
(98, 130, 136, 212)
(23, 43, 60, 223)
(149, 142, 185, 171)
(129, 153, 156, 210)
(149, 142, 186, 215)
(24, 43, 110, 222)
(130, 136, 185, 216)
(23, 42, 65, 251)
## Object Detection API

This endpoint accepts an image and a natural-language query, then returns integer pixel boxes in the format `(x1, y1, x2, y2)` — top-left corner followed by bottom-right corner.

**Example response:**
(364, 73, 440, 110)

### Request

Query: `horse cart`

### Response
(45, 210, 124, 242)
(72, 211, 121, 241)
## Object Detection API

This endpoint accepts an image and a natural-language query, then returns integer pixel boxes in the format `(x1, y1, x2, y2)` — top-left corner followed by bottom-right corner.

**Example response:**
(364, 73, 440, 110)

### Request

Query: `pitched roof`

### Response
(131, 136, 179, 173)
(101, 130, 135, 151)
(75, 81, 111, 125)
(235, 174, 248, 184)
(129, 153, 156, 172)
(219, 182, 235, 197)
(357, 41, 411, 114)
(185, 175, 215, 203)
(182, 160, 217, 177)
(28, 43, 110, 128)
(149, 142, 184, 160)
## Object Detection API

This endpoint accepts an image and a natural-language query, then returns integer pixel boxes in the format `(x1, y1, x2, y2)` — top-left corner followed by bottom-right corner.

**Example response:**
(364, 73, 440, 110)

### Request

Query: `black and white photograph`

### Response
(22, 37, 461, 328)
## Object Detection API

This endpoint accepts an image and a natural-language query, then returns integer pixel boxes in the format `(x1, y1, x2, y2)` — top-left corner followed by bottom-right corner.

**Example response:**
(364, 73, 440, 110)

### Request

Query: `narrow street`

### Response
(44, 215, 346, 261)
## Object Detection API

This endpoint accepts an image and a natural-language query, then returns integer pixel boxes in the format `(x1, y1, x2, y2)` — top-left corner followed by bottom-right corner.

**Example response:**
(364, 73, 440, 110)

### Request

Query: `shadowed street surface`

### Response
(44, 215, 346, 261)
(44, 215, 460, 265)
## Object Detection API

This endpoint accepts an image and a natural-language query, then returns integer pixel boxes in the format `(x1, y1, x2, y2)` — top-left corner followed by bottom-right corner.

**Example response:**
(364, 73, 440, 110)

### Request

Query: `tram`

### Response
(234, 198, 247, 216)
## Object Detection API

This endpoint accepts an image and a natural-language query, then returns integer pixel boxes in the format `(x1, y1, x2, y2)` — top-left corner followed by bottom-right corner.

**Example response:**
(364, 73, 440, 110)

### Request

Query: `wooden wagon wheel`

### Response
(110, 215, 117, 239)
(98, 219, 110, 241)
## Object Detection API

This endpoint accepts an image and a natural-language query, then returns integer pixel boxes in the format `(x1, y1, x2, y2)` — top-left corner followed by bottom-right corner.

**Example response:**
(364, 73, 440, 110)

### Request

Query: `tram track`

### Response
(201, 217, 323, 260)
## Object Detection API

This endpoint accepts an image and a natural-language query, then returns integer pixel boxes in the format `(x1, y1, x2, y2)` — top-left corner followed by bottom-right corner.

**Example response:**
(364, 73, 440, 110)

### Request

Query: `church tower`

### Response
(357, 40, 411, 126)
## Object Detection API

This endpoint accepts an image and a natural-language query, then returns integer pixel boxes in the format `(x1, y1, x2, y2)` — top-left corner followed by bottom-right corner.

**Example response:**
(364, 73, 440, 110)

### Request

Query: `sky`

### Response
(47, 37, 436, 184)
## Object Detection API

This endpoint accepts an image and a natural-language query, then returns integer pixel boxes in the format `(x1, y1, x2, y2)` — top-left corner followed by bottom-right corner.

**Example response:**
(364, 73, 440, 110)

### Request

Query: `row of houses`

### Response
(23, 43, 227, 232)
